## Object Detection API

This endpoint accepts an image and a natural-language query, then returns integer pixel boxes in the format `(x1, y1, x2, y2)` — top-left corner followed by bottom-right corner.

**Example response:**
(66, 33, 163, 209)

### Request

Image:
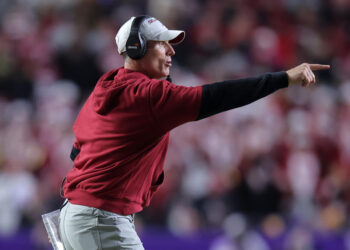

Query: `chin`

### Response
(150, 69, 169, 79)
(156, 73, 169, 79)
(163, 70, 170, 77)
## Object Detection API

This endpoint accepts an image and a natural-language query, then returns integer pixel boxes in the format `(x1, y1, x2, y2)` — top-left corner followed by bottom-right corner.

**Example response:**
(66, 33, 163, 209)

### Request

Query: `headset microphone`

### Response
(166, 75, 172, 82)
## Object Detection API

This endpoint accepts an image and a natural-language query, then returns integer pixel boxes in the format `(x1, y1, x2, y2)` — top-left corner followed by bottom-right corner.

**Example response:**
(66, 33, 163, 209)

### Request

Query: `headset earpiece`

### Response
(126, 16, 149, 60)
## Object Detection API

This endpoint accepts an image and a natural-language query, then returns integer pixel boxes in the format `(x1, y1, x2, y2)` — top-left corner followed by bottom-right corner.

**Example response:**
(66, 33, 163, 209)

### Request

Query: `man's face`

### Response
(139, 41, 175, 79)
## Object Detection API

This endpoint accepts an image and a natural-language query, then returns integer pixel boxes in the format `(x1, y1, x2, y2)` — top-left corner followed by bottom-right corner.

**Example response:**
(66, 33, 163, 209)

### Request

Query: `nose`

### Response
(166, 42, 175, 56)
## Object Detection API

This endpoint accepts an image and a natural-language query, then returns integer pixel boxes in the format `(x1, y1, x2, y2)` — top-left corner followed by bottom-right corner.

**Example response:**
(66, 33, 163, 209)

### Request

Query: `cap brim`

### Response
(158, 30, 185, 45)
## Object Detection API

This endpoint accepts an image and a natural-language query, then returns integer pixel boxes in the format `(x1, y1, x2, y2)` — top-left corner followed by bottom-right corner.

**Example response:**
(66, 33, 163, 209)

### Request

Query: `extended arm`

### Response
(197, 72, 288, 120)
(196, 63, 330, 120)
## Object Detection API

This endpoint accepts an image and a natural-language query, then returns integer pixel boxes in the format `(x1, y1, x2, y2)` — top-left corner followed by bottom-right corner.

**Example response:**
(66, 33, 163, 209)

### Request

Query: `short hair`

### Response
(121, 51, 129, 60)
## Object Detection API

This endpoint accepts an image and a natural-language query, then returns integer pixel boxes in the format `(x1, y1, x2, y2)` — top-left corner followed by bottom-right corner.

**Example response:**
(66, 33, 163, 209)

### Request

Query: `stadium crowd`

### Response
(0, 0, 349, 249)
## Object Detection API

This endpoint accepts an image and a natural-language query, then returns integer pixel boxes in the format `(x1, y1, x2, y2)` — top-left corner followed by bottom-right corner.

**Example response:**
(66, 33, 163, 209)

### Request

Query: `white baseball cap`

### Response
(115, 16, 185, 54)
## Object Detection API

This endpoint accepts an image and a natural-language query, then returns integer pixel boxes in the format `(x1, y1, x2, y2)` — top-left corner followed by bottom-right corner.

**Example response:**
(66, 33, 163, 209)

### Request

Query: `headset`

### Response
(126, 15, 149, 60)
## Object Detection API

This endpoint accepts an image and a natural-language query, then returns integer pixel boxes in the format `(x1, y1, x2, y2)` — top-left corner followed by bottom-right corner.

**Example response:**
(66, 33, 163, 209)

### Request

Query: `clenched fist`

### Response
(286, 63, 330, 87)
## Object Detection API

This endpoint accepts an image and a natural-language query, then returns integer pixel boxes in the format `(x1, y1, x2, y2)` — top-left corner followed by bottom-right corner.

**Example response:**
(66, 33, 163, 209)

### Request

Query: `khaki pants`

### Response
(59, 201, 144, 250)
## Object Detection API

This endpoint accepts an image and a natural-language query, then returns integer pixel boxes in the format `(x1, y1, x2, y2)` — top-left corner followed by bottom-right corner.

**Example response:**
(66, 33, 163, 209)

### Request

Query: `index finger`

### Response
(309, 64, 331, 71)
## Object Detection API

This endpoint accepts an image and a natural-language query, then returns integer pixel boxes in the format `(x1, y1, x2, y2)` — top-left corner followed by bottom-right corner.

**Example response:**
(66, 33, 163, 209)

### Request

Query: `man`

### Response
(59, 15, 330, 250)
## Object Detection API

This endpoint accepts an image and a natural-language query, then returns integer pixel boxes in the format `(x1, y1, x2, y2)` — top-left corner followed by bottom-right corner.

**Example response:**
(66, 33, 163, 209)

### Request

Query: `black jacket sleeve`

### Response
(196, 71, 288, 120)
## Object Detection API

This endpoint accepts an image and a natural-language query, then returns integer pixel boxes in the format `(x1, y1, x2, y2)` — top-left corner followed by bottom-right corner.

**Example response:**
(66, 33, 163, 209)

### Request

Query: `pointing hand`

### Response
(286, 63, 330, 87)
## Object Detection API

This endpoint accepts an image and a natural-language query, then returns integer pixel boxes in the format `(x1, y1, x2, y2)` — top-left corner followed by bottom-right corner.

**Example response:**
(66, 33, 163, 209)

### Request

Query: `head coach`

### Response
(58, 15, 330, 250)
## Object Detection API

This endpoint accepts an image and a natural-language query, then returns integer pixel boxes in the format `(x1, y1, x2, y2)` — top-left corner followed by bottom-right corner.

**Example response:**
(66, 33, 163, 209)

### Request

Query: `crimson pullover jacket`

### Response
(63, 68, 202, 215)
(63, 67, 288, 215)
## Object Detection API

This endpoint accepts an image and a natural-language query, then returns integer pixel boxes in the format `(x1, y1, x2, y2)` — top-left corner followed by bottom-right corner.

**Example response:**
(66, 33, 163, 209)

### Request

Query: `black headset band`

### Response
(126, 15, 151, 59)
(129, 15, 149, 37)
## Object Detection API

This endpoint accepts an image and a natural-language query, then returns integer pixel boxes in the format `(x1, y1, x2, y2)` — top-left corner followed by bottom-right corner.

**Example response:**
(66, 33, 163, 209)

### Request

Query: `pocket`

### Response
(152, 171, 164, 188)
(97, 213, 119, 226)
(150, 172, 164, 196)
(96, 213, 143, 248)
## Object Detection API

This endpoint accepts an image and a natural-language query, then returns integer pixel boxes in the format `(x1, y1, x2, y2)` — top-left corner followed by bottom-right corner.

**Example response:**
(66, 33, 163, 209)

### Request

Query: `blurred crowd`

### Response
(0, 0, 350, 249)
